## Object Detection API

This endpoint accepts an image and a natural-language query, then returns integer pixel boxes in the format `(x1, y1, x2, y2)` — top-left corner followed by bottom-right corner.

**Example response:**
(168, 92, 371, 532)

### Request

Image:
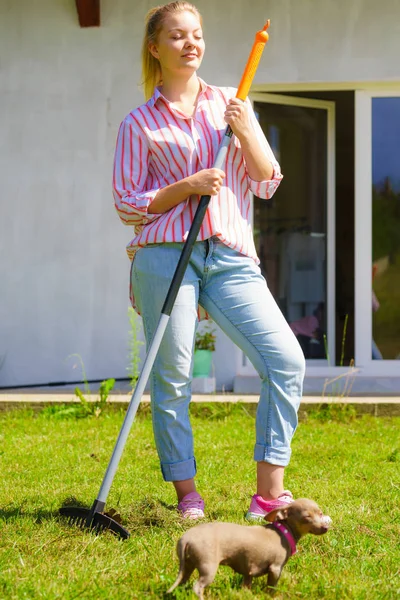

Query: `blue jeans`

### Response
(131, 237, 305, 482)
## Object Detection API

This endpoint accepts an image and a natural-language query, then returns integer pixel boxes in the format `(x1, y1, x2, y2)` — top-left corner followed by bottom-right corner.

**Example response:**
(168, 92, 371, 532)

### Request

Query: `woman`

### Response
(113, 1, 305, 520)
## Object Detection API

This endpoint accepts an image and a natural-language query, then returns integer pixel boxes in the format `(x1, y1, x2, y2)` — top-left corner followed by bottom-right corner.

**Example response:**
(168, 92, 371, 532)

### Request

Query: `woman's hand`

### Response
(225, 98, 274, 181)
(148, 169, 225, 214)
(188, 168, 226, 196)
(224, 98, 252, 140)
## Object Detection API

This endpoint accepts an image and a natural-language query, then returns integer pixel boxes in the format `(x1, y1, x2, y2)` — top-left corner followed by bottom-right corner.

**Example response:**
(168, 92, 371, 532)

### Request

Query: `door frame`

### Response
(236, 92, 336, 376)
(355, 89, 400, 375)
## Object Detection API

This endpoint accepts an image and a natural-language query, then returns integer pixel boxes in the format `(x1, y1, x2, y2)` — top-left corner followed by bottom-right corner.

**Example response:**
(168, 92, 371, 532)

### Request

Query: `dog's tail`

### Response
(166, 537, 188, 594)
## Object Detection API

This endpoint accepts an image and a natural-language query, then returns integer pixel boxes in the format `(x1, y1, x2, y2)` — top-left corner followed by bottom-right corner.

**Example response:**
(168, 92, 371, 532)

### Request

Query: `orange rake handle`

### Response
(236, 20, 270, 101)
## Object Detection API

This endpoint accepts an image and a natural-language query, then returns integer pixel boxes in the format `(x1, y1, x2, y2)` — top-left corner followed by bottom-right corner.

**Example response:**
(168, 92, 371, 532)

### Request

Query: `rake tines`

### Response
(59, 503, 130, 539)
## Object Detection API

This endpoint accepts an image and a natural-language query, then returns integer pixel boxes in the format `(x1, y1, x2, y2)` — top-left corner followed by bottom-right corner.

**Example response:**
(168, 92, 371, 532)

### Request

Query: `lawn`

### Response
(0, 403, 399, 599)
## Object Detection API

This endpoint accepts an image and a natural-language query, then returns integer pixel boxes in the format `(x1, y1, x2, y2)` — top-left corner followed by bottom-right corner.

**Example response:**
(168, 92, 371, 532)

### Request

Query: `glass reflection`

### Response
(372, 97, 400, 360)
(254, 102, 327, 359)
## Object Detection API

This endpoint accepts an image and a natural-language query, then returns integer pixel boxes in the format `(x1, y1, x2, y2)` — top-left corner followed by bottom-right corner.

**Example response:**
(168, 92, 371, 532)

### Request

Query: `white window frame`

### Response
(355, 89, 400, 374)
(237, 92, 336, 376)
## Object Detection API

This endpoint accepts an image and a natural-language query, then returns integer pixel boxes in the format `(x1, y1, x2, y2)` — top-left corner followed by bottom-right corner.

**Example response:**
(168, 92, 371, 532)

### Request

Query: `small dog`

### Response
(167, 498, 331, 598)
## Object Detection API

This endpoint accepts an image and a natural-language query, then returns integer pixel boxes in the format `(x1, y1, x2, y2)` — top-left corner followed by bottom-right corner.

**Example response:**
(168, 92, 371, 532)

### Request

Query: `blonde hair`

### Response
(141, 2, 202, 101)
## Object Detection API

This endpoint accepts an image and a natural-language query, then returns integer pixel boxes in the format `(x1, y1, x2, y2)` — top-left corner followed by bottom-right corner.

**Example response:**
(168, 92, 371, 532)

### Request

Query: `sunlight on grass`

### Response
(0, 405, 399, 599)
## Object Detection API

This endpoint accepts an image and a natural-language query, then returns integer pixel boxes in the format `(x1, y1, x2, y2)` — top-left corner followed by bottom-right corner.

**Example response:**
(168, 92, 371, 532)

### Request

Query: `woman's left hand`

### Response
(224, 98, 252, 140)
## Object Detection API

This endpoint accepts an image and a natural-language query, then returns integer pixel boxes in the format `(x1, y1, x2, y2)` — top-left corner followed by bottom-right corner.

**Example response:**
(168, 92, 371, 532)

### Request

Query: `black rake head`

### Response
(59, 505, 130, 540)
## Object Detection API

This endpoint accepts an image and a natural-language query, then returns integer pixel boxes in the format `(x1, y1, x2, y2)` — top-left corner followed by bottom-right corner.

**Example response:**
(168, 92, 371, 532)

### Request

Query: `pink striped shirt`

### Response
(113, 78, 282, 310)
(113, 78, 282, 255)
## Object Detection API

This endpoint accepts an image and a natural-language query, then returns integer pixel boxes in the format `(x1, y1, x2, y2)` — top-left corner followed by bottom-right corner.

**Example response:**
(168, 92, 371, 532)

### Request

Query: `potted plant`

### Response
(193, 322, 216, 378)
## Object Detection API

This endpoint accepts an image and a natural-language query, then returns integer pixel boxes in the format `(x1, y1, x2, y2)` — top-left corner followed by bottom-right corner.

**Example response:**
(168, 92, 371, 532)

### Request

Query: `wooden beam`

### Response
(75, 0, 100, 27)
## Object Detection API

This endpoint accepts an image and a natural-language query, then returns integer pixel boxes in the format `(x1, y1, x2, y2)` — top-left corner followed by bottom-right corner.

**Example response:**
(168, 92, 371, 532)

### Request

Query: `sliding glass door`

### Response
(238, 93, 335, 377)
(355, 91, 400, 373)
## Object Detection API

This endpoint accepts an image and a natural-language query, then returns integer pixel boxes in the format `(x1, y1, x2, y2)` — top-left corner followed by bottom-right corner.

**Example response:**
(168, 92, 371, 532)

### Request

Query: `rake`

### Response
(59, 20, 271, 540)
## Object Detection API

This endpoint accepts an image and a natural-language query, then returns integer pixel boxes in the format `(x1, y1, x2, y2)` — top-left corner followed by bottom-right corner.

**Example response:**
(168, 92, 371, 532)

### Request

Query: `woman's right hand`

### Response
(187, 168, 226, 196)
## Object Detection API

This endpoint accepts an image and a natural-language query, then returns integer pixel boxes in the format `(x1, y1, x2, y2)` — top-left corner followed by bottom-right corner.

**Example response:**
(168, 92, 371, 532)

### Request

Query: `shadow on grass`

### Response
(0, 505, 58, 524)
(0, 497, 93, 526)
(0, 496, 93, 525)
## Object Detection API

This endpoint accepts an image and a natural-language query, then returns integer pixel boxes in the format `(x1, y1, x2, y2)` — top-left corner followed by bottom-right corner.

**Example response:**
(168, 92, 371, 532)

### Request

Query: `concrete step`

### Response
(1, 392, 399, 417)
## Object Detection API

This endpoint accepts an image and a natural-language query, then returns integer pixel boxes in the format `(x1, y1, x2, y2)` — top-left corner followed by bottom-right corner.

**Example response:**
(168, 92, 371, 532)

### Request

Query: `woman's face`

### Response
(149, 10, 205, 76)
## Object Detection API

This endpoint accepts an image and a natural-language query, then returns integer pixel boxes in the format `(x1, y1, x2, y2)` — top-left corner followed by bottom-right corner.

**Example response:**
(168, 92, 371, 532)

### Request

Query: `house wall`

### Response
(1, 0, 399, 387)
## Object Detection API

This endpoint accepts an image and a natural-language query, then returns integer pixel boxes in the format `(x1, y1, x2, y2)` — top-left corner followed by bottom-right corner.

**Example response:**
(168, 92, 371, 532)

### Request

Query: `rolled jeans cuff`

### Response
(161, 457, 197, 482)
(254, 443, 291, 467)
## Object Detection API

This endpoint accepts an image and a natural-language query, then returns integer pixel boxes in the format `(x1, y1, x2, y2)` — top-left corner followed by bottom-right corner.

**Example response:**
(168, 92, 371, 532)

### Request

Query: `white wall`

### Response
(0, 0, 145, 386)
(0, 0, 399, 387)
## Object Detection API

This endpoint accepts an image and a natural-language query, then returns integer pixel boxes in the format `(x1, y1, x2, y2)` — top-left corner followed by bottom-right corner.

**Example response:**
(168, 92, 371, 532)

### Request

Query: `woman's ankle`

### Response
(173, 478, 197, 502)
(256, 462, 285, 500)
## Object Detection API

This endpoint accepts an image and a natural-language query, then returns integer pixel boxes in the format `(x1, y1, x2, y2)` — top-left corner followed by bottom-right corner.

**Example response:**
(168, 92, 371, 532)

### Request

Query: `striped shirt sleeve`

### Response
(113, 118, 162, 226)
(244, 97, 283, 199)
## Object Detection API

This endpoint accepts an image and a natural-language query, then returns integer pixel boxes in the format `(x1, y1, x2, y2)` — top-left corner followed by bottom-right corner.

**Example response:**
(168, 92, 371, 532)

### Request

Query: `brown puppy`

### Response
(167, 498, 331, 598)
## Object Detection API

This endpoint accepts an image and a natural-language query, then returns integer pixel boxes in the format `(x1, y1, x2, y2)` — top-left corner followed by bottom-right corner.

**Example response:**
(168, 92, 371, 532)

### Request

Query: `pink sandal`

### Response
(177, 492, 205, 520)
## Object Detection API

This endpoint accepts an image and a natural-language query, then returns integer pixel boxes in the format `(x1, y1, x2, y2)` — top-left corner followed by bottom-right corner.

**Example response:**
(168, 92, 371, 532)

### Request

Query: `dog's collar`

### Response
(271, 521, 297, 555)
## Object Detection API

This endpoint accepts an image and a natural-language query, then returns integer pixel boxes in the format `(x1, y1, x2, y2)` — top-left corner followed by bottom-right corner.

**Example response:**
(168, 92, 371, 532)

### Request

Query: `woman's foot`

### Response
(177, 491, 205, 520)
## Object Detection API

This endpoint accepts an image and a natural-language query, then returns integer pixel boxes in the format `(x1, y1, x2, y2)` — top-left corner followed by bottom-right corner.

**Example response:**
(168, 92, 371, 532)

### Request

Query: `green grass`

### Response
(0, 404, 399, 599)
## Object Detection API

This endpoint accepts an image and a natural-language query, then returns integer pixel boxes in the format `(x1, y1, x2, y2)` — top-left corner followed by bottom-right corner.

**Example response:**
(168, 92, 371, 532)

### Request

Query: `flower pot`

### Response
(193, 349, 213, 378)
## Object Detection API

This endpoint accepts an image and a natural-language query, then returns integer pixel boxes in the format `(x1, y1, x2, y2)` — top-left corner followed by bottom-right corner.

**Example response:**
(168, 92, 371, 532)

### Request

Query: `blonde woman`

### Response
(113, 2, 305, 520)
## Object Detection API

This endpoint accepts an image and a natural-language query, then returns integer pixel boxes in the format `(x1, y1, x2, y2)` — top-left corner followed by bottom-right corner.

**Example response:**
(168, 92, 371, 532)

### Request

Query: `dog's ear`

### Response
(264, 507, 289, 522)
